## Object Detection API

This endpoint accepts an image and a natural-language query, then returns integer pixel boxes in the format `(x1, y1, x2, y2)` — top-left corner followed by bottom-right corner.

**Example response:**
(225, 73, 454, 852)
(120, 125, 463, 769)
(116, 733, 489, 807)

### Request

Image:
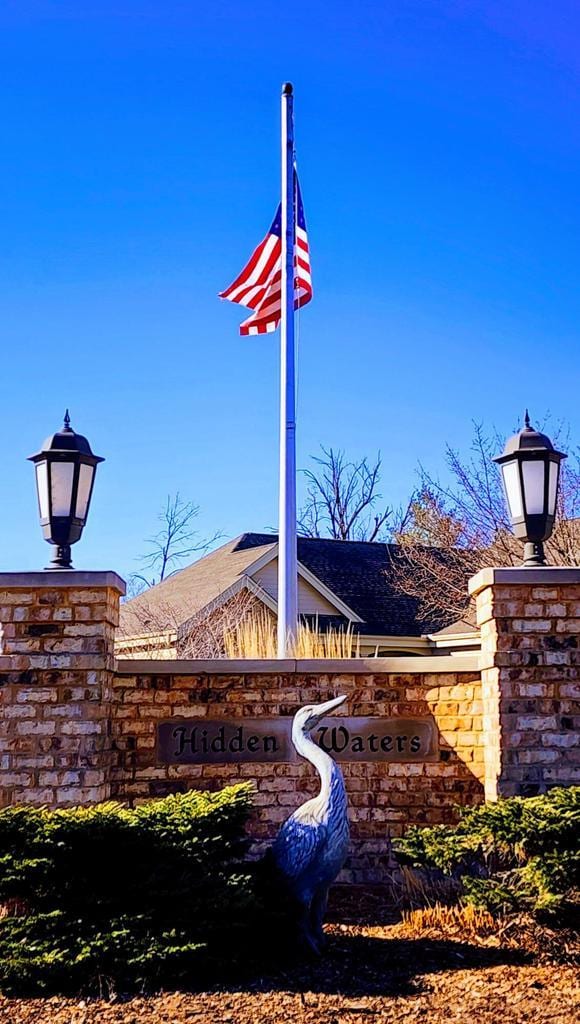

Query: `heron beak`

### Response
(309, 694, 347, 725)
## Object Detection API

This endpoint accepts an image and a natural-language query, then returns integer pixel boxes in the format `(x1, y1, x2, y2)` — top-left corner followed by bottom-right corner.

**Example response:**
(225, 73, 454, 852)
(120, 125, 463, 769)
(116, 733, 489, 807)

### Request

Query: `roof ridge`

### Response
(240, 532, 402, 550)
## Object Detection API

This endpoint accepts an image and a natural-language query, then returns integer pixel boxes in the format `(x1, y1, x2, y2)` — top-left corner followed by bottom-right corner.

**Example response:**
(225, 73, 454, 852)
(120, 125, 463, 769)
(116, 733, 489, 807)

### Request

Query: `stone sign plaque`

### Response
(157, 717, 437, 764)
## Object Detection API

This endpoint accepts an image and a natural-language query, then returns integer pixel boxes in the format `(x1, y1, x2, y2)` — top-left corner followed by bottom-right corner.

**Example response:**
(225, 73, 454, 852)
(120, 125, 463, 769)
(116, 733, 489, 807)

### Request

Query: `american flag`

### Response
(219, 175, 312, 336)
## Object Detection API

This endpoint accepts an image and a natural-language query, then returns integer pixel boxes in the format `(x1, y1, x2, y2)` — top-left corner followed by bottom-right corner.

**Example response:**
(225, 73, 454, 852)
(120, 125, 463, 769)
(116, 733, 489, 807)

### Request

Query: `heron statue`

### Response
(269, 694, 349, 955)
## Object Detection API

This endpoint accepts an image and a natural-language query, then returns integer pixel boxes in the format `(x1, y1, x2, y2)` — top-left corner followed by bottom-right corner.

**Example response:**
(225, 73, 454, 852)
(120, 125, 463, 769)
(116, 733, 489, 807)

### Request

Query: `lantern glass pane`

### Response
(501, 460, 523, 519)
(548, 460, 560, 517)
(50, 461, 75, 517)
(35, 462, 49, 520)
(75, 463, 94, 521)
(522, 459, 546, 515)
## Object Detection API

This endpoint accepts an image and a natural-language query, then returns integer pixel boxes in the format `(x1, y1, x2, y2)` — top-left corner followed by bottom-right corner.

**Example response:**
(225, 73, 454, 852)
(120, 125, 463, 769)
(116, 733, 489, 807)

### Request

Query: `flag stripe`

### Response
(219, 173, 312, 336)
(220, 236, 281, 303)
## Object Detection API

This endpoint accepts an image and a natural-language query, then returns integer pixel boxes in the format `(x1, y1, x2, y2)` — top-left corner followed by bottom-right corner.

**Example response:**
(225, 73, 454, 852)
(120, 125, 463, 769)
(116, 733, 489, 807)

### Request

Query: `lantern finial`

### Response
(63, 409, 71, 431)
(524, 409, 531, 429)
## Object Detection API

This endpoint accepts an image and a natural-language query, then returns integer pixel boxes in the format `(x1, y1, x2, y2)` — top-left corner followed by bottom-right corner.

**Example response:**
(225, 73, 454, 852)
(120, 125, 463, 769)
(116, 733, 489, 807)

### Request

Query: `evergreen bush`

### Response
(394, 786, 580, 918)
(0, 784, 255, 995)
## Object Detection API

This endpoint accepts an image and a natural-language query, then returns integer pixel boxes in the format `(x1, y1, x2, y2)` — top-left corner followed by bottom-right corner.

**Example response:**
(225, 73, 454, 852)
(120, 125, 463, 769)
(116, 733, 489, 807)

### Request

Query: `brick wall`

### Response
(471, 567, 580, 798)
(110, 664, 484, 882)
(0, 572, 125, 805)
(0, 568, 578, 883)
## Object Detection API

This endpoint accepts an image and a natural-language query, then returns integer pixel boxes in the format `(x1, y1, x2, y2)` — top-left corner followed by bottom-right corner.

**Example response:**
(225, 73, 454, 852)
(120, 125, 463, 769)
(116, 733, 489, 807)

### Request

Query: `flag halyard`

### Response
(219, 175, 312, 336)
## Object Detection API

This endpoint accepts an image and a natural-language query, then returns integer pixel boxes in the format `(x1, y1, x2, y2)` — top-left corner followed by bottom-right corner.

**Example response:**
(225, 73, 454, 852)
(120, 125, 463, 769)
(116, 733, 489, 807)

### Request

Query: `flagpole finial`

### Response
(282, 82, 293, 95)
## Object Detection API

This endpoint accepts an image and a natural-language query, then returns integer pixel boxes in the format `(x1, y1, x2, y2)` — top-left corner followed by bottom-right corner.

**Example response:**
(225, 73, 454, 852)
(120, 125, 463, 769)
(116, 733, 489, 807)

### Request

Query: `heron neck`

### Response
(294, 728, 334, 794)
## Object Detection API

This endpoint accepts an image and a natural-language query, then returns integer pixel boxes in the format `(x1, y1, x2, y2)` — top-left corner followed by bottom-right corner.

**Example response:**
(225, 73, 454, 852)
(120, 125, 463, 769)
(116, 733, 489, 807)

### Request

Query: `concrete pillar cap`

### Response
(0, 570, 126, 595)
(469, 565, 580, 597)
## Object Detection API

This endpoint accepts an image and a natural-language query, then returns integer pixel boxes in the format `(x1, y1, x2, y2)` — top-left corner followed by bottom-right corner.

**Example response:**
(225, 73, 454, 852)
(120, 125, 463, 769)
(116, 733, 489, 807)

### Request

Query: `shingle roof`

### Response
(119, 536, 276, 635)
(236, 533, 452, 636)
(121, 531, 459, 638)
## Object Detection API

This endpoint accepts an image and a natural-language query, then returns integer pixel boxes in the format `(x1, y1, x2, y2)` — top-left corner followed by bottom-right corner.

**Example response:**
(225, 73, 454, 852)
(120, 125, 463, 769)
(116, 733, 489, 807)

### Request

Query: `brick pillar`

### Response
(469, 567, 580, 799)
(0, 571, 125, 806)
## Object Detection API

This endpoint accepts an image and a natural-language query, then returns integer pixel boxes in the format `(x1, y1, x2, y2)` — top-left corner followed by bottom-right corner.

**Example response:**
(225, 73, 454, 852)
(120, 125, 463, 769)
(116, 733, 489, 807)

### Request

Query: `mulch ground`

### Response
(0, 890, 578, 1024)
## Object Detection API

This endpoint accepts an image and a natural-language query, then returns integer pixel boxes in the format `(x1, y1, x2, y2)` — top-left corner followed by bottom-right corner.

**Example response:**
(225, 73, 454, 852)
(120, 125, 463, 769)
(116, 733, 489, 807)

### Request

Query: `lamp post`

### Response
(28, 411, 104, 570)
(493, 412, 566, 567)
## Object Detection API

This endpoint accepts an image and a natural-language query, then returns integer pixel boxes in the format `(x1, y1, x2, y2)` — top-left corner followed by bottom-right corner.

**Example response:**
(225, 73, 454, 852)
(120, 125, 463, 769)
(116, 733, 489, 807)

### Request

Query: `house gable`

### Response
(252, 557, 340, 616)
(245, 545, 363, 621)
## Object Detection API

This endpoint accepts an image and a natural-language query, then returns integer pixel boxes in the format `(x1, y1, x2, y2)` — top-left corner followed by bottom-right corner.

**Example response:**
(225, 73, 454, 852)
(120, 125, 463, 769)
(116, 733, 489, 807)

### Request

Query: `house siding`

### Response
(252, 557, 340, 616)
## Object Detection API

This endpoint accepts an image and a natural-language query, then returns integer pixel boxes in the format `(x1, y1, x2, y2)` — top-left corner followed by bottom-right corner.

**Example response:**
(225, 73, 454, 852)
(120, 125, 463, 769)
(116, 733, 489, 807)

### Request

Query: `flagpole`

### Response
(277, 81, 298, 658)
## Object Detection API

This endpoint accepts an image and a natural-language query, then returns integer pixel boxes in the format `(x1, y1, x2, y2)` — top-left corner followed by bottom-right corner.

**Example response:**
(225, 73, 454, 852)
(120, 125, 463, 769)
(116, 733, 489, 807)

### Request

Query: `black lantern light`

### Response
(28, 411, 104, 569)
(493, 412, 566, 567)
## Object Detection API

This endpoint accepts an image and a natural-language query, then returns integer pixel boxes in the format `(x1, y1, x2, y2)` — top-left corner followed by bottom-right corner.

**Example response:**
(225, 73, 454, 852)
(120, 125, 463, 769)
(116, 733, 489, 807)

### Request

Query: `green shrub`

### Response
(0, 784, 255, 995)
(394, 786, 580, 918)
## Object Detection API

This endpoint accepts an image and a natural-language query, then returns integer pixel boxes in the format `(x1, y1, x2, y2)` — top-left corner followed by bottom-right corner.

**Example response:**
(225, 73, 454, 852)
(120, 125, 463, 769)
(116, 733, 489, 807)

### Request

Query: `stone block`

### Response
(512, 619, 552, 633)
(62, 624, 106, 637)
(517, 684, 549, 697)
(61, 721, 102, 735)
(55, 786, 104, 804)
(542, 732, 579, 748)
(556, 619, 580, 633)
(560, 683, 580, 697)
(73, 606, 92, 621)
(16, 688, 57, 703)
(52, 608, 73, 621)
(16, 721, 55, 736)
(531, 588, 559, 600)
(523, 603, 545, 617)
(12, 788, 55, 804)
(1, 772, 33, 786)
(544, 652, 569, 666)
(44, 704, 83, 718)
(4, 706, 36, 718)
(516, 715, 558, 731)
(67, 590, 107, 604)
(545, 603, 567, 617)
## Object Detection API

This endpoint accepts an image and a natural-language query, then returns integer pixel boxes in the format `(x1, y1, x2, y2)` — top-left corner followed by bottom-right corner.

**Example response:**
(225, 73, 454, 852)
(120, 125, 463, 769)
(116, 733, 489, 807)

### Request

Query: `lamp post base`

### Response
(523, 541, 546, 567)
(46, 545, 74, 570)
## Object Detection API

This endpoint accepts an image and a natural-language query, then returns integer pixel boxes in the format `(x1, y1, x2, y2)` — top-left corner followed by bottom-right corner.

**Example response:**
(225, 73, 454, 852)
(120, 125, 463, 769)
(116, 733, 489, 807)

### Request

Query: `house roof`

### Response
(291, 534, 452, 636)
(121, 532, 459, 638)
(120, 536, 276, 634)
(429, 615, 478, 638)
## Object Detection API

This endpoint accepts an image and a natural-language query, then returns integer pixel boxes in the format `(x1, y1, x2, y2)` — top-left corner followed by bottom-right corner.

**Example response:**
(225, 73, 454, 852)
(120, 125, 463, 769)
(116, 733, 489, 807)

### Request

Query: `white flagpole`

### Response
(277, 81, 298, 658)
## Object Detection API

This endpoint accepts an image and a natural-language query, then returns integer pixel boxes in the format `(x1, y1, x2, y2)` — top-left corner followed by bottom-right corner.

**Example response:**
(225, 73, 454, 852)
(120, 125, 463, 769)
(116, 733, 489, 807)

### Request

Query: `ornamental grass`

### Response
(223, 608, 361, 659)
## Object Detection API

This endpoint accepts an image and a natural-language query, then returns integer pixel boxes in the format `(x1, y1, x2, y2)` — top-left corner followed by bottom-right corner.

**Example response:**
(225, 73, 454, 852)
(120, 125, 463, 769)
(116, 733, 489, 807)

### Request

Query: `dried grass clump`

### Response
(392, 863, 459, 908)
(223, 609, 361, 659)
(223, 606, 278, 659)
(401, 903, 496, 939)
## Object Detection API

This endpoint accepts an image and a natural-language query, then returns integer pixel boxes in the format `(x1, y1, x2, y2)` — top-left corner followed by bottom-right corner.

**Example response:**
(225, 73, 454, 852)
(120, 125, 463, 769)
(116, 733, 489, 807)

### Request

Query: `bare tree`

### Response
(391, 420, 580, 623)
(298, 446, 392, 541)
(391, 487, 491, 624)
(129, 493, 221, 593)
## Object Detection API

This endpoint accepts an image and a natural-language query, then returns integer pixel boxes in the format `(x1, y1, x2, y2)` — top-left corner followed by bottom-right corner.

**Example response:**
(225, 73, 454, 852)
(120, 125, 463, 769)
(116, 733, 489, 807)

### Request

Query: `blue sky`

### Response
(0, 1, 578, 578)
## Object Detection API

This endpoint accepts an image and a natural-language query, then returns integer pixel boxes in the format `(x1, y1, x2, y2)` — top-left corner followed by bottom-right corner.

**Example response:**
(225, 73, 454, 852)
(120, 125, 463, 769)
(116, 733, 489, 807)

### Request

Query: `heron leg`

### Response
(310, 886, 329, 948)
(296, 897, 323, 957)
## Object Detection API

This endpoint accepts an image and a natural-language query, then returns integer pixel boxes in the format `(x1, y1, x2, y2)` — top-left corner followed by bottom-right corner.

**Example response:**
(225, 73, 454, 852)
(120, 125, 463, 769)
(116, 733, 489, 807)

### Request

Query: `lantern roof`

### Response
(494, 411, 566, 464)
(28, 411, 104, 463)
